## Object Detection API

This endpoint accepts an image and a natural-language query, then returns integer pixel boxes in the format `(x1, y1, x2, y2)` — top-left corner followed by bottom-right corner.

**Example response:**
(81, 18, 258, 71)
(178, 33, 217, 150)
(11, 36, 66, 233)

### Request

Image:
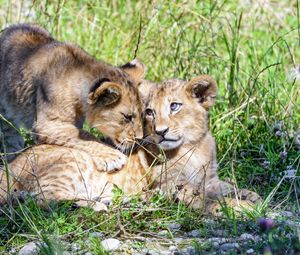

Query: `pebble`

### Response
(174, 237, 184, 243)
(220, 242, 240, 252)
(187, 229, 202, 238)
(90, 231, 105, 238)
(161, 251, 172, 255)
(211, 241, 219, 248)
(141, 248, 149, 254)
(208, 237, 227, 244)
(101, 238, 121, 251)
(240, 233, 255, 242)
(18, 242, 40, 255)
(168, 223, 181, 231)
(182, 246, 197, 255)
(158, 230, 169, 237)
(280, 211, 294, 217)
(71, 243, 80, 252)
(246, 248, 255, 254)
(215, 229, 229, 237)
(285, 220, 300, 228)
(148, 250, 159, 255)
(169, 245, 177, 251)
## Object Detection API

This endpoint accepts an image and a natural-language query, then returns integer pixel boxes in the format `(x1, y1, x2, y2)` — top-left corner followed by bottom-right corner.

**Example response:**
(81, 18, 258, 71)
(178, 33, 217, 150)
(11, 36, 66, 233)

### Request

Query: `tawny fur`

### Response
(0, 75, 260, 212)
(143, 75, 261, 209)
(0, 23, 145, 172)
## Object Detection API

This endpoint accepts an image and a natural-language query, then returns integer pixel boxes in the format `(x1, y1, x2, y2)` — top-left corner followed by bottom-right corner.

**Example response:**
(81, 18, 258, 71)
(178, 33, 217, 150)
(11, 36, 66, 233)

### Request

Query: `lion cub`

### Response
(0, 77, 146, 210)
(0, 23, 144, 172)
(143, 75, 261, 208)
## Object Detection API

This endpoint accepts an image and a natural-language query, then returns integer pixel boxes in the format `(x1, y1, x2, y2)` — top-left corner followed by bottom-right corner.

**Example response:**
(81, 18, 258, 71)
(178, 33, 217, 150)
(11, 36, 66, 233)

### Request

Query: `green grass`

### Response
(0, 0, 299, 254)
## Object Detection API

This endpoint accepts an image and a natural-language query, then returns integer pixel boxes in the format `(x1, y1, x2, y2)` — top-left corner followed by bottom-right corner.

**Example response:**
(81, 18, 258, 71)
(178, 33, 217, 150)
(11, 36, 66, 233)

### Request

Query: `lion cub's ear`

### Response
(121, 59, 146, 84)
(88, 80, 122, 106)
(185, 75, 218, 110)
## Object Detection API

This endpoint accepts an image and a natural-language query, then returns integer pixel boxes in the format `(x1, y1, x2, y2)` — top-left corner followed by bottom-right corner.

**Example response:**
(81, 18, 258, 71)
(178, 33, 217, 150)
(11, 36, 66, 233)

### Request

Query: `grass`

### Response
(0, 0, 299, 254)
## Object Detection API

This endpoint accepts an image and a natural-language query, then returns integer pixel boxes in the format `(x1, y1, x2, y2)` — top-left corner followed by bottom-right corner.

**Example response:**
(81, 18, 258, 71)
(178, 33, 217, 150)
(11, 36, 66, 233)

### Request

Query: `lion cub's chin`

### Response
(159, 137, 184, 150)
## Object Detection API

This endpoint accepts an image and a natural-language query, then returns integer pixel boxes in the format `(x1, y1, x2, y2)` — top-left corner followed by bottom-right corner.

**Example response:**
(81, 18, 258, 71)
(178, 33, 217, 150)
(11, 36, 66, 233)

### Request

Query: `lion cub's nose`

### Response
(155, 126, 169, 136)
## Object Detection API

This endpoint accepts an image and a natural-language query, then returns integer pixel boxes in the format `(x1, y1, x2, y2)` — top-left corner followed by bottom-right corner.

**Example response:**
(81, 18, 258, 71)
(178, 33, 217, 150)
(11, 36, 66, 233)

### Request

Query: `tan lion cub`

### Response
(0, 23, 144, 172)
(143, 75, 261, 209)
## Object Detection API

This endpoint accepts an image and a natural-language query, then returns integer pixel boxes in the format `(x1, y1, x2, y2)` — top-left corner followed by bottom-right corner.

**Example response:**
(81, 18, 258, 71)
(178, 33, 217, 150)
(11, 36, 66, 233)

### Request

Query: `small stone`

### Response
(240, 233, 255, 241)
(212, 242, 219, 248)
(246, 248, 255, 254)
(161, 251, 171, 255)
(215, 229, 229, 237)
(285, 219, 300, 228)
(90, 232, 105, 238)
(158, 230, 169, 237)
(280, 211, 294, 217)
(203, 218, 215, 225)
(174, 252, 185, 255)
(174, 237, 184, 243)
(169, 245, 177, 252)
(141, 248, 149, 254)
(182, 246, 197, 255)
(101, 238, 121, 251)
(168, 223, 181, 231)
(18, 242, 40, 255)
(220, 243, 240, 252)
(208, 237, 227, 244)
(187, 229, 201, 238)
(9, 247, 16, 254)
(148, 250, 159, 255)
(71, 243, 80, 252)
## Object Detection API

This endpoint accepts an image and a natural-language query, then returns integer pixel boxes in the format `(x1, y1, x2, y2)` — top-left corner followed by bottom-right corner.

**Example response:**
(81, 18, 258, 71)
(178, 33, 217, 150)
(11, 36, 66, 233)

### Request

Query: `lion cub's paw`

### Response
(75, 200, 108, 212)
(94, 149, 127, 172)
(239, 189, 262, 204)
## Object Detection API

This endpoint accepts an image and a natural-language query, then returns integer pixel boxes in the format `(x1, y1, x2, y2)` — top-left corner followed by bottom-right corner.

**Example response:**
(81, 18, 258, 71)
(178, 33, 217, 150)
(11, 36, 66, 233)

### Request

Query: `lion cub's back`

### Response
(0, 24, 55, 126)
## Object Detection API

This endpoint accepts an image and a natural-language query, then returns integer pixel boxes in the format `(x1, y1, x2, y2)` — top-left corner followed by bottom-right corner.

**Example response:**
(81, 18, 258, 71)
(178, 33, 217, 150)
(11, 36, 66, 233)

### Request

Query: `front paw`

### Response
(239, 188, 262, 204)
(94, 149, 127, 172)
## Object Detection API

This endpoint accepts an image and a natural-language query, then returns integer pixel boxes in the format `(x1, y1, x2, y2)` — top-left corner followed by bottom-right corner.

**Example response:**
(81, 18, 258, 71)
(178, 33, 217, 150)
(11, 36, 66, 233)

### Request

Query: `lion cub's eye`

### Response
(170, 102, 182, 112)
(145, 108, 154, 117)
(122, 113, 133, 123)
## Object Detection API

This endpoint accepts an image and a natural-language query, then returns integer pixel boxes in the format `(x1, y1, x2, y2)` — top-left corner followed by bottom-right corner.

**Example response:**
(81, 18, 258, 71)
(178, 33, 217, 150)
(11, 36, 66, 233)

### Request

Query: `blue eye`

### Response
(170, 102, 182, 112)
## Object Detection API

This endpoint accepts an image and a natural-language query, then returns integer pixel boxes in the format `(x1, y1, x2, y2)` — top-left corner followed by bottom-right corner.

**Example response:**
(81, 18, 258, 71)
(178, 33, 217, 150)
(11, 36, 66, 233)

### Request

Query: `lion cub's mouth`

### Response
(159, 137, 184, 150)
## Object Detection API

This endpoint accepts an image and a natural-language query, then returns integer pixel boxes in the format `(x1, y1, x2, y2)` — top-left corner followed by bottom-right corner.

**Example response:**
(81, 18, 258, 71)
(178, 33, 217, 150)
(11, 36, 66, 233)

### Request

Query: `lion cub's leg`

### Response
(205, 178, 261, 204)
(35, 122, 127, 173)
(0, 119, 24, 161)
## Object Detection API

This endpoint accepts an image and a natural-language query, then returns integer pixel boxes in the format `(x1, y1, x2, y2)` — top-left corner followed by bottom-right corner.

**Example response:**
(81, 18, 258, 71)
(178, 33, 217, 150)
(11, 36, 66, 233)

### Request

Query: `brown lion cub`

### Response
(0, 23, 144, 172)
(0, 75, 146, 210)
(143, 75, 261, 208)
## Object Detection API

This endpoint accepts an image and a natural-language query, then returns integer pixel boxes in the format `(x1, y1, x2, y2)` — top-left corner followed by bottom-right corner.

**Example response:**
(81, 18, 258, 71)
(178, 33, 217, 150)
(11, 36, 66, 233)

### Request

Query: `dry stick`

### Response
(133, 15, 143, 59)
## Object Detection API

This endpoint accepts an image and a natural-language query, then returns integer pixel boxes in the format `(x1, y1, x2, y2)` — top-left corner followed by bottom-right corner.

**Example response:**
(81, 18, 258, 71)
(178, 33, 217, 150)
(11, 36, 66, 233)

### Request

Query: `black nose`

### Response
(155, 126, 169, 136)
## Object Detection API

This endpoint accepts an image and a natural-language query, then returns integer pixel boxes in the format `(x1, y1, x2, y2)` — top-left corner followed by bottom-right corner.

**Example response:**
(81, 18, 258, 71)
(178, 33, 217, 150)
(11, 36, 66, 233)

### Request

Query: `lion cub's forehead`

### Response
(149, 79, 185, 104)
(122, 86, 143, 113)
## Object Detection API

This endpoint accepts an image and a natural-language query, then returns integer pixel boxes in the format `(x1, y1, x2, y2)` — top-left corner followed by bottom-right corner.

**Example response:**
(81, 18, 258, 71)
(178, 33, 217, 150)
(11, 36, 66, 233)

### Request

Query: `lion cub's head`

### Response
(86, 60, 146, 154)
(144, 75, 217, 150)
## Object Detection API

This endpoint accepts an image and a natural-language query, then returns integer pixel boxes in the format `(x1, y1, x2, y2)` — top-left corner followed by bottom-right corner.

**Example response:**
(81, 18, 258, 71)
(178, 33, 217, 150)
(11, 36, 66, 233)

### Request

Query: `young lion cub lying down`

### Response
(0, 75, 261, 212)
(142, 75, 261, 209)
